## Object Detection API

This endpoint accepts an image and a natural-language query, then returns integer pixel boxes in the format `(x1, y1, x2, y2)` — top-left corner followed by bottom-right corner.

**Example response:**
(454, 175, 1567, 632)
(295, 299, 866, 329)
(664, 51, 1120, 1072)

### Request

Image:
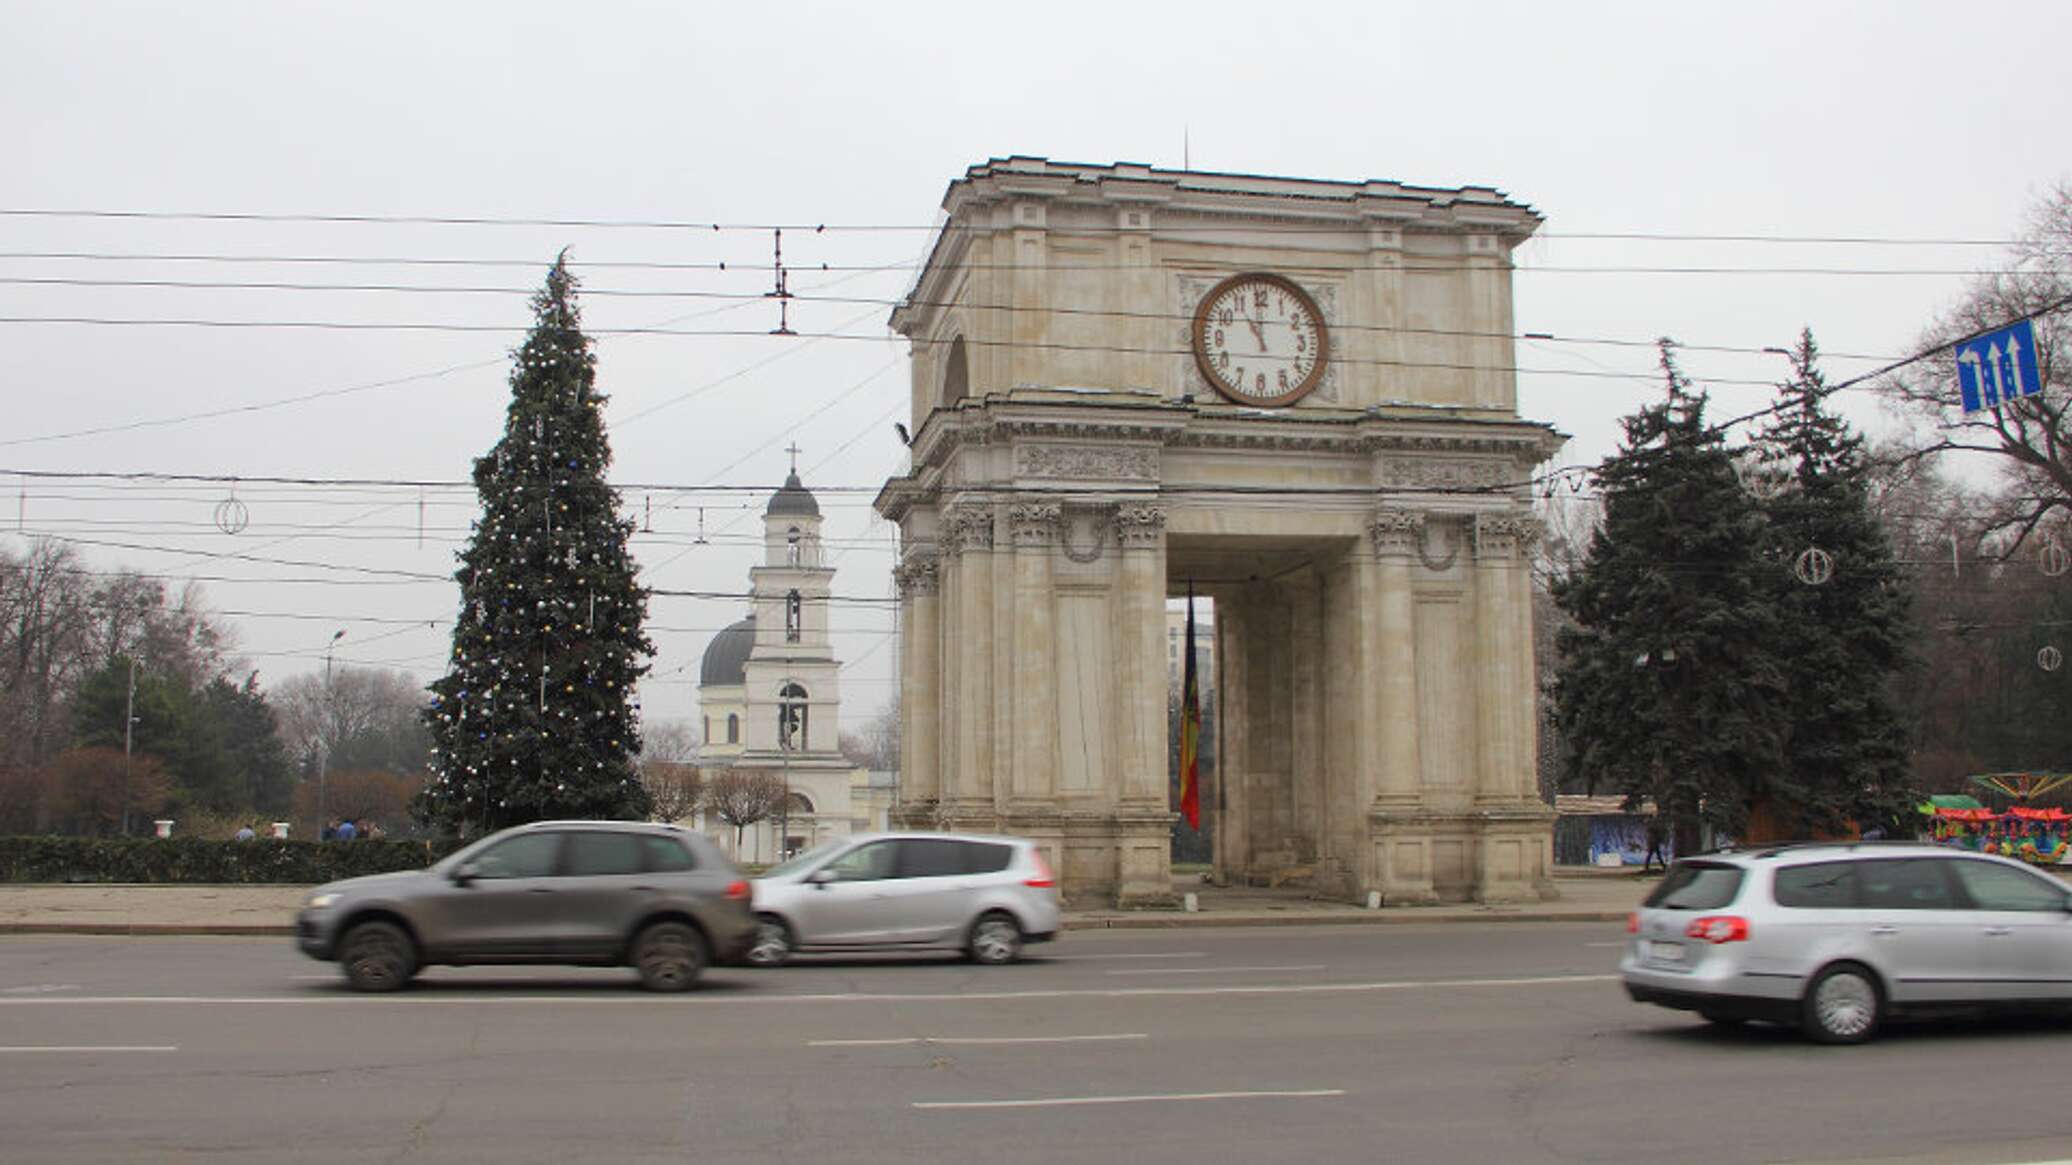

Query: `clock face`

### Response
(1191, 273, 1329, 406)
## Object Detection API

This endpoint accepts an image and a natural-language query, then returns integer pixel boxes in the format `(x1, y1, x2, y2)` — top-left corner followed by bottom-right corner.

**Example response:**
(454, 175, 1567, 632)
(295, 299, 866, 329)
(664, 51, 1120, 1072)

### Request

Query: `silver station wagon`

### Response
(1621, 842, 2072, 1043)
(746, 832, 1061, 966)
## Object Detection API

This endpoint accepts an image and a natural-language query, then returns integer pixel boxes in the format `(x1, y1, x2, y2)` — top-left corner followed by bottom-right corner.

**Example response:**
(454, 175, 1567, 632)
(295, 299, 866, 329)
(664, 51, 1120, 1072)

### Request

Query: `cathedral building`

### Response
(695, 467, 890, 860)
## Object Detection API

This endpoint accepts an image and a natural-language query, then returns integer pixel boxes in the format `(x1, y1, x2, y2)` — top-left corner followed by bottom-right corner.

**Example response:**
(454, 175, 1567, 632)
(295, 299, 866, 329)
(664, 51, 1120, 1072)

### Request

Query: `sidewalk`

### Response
(0, 869, 1649, 936)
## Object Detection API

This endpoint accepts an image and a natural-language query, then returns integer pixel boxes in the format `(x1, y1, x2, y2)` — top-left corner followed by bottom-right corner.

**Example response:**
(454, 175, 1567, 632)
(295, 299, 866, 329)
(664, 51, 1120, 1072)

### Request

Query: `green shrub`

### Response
(0, 835, 462, 884)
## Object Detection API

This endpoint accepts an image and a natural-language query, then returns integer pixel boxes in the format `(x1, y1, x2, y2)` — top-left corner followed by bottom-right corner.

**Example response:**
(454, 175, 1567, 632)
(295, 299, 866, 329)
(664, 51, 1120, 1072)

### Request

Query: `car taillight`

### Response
(724, 879, 751, 901)
(1626, 912, 1639, 935)
(1684, 915, 1749, 944)
(1024, 849, 1056, 889)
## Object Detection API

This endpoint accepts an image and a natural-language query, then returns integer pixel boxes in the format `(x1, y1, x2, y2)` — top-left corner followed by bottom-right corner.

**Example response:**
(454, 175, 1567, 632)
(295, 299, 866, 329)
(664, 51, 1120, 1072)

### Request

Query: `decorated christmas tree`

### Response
(414, 254, 653, 835)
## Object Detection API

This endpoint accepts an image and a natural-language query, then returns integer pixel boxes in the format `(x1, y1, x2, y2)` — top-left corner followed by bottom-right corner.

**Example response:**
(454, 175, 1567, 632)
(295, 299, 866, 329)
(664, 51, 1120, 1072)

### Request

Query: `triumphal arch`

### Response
(875, 158, 1564, 906)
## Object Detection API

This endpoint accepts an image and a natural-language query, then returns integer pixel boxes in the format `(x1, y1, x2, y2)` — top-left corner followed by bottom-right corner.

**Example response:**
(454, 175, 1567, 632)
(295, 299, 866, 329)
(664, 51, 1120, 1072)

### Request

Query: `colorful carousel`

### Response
(1921, 774, 2072, 865)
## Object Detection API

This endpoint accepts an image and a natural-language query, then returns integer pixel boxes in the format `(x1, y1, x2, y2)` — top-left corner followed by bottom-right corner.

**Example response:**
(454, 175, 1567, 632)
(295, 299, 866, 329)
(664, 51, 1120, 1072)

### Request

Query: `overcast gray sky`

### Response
(6, 0, 2068, 732)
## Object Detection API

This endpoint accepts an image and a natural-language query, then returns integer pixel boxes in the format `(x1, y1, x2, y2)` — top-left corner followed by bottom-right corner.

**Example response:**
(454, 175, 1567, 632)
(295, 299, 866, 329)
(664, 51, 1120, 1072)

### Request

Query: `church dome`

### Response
(765, 471, 820, 518)
(699, 616, 756, 686)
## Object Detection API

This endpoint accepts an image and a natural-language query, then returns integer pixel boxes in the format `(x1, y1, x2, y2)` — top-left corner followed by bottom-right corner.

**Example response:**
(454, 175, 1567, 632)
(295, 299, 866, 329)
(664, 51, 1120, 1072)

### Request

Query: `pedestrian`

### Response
(320, 819, 337, 842)
(1641, 818, 1668, 874)
(234, 823, 256, 841)
(336, 818, 357, 841)
(364, 820, 385, 842)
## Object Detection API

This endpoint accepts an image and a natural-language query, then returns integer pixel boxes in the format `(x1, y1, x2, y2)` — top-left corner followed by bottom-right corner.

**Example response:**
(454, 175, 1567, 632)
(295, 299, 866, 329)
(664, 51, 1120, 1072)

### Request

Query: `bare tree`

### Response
(638, 719, 703, 823)
(1882, 182, 2072, 551)
(703, 768, 786, 855)
(839, 700, 901, 771)
(275, 666, 429, 776)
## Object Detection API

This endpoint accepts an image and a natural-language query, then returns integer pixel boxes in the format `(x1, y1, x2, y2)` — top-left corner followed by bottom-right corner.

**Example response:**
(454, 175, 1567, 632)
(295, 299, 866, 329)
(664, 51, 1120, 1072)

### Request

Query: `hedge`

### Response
(0, 835, 464, 884)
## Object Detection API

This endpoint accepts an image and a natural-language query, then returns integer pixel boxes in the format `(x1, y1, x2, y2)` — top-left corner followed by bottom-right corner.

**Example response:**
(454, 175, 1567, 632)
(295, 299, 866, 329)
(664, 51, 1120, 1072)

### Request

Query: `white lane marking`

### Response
(0, 1045, 177, 1053)
(0, 974, 1616, 1006)
(915, 1088, 1345, 1110)
(1049, 952, 1207, 961)
(811, 1033, 1148, 1047)
(1106, 964, 1324, 977)
(1, 984, 80, 994)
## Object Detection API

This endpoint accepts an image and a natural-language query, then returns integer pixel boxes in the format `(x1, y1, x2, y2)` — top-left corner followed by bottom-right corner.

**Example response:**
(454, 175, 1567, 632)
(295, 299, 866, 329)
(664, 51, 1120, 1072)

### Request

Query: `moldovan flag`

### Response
(1178, 589, 1202, 830)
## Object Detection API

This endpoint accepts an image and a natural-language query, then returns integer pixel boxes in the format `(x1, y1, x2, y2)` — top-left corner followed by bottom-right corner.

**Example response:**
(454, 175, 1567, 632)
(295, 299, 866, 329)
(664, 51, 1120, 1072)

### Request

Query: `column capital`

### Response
(944, 504, 996, 554)
(894, 551, 940, 597)
(1008, 501, 1063, 548)
(1115, 503, 1167, 550)
(1370, 508, 1426, 558)
(1472, 511, 1541, 562)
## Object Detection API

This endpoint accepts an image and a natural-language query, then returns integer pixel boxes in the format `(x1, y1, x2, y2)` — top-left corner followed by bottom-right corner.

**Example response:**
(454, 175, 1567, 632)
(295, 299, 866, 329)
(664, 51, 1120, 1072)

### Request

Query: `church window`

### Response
(778, 682, 809, 751)
(942, 335, 969, 405)
(786, 589, 802, 642)
(786, 527, 801, 566)
(726, 714, 739, 744)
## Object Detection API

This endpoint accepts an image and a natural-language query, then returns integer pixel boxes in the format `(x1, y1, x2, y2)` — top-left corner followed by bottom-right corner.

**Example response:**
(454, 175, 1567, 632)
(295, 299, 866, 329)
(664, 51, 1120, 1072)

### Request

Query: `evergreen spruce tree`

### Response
(1552, 343, 1787, 853)
(415, 255, 653, 835)
(1756, 329, 1915, 834)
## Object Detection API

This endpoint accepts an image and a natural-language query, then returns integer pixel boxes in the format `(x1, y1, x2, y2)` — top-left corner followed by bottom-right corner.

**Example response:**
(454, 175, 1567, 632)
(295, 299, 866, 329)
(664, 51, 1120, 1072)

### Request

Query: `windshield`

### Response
(761, 838, 848, 879)
(1643, 861, 1746, 910)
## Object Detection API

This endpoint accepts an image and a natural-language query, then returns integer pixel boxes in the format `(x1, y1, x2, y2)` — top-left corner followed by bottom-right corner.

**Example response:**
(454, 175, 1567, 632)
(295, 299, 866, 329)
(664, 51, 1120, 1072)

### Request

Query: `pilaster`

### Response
(894, 550, 941, 811)
(1009, 501, 1060, 808)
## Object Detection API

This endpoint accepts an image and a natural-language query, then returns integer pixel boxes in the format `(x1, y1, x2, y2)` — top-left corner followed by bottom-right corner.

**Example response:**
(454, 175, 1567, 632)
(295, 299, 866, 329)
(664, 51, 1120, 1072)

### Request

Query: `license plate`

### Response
(1647, 940, 1685, 963)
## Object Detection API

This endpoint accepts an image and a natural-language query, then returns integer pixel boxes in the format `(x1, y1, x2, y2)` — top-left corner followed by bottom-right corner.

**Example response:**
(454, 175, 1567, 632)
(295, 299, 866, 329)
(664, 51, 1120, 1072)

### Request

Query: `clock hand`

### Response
(1242, 306, 1266, 350)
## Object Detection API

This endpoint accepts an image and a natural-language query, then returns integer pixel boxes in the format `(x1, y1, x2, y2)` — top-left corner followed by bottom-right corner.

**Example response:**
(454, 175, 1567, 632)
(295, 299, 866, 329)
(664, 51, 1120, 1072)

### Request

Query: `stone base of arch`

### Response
(890, 800, 1180, 907)
(1366, 805, 1557, 906)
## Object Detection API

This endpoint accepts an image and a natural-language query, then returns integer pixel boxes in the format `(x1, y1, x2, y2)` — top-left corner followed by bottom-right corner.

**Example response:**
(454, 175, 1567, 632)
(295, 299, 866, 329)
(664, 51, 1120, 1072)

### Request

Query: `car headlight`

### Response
(306, 893, 340, 910)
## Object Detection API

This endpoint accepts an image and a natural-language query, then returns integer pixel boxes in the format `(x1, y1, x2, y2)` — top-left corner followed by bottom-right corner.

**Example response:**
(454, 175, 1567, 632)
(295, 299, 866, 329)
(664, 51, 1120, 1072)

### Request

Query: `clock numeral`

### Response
(1217, 308, 1234, 327)
(1253, 288, 1269, 311)
(1294, 333, 1306, 353)
(1278, 368, 1289, 390)
(1255, 372, 1266, 393)
(1217, 351, 1230, 369)
(1214, 328, 1224, 347)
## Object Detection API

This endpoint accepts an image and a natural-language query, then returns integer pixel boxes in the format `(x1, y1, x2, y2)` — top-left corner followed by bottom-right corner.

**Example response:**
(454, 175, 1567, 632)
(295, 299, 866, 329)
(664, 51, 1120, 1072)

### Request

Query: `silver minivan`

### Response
(746, 832, 1061, 966)
(1621, 842, 2072, 1043)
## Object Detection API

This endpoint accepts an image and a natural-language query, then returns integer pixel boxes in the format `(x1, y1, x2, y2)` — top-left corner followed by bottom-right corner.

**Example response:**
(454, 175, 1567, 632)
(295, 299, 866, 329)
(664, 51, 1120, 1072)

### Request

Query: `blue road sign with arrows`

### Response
(1956, 318, 2043, 413)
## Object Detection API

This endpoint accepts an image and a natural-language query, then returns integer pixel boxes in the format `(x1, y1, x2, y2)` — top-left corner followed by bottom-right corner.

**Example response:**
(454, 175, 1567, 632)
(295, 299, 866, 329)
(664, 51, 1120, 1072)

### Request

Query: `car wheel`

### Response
(1803, 963, 1882, 1044)
(966, 912, 1023, 965)
(339, 921, 417, 993)
(747, 915, 795, 968)
(633, 921, 708, 992)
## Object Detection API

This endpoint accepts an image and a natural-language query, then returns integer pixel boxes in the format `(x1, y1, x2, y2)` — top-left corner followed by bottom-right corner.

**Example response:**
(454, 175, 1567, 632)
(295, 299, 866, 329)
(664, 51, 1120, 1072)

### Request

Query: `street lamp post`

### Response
(121, 657, 138, 837)
(316, 630, 344, 836)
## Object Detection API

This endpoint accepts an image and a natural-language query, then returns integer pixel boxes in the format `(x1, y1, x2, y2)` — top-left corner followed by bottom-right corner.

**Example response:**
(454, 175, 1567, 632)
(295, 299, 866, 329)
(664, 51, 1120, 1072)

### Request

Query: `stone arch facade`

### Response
(878, 159, 1561, 906)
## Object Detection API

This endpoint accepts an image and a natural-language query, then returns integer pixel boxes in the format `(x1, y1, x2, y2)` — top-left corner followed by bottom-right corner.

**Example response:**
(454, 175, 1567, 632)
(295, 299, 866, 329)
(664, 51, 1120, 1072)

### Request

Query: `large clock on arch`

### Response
(1190, 272, 1330, 407)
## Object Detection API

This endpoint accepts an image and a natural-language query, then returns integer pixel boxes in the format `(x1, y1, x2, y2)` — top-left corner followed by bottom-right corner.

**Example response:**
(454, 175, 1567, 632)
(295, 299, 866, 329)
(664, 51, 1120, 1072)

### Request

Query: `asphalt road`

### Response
(3, 924, 2071, 1165)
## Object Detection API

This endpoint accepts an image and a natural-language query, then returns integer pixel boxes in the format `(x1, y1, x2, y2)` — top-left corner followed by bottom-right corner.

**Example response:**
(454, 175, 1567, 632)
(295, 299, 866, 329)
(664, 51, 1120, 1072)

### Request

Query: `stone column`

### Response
(1366, 508, 1434, 905)
(1370, 510, 1423, 807)
(894, 550, 940, 822)
(945, 503, 996, 822)
(1472, 512, 1530, 805)
(1114, 502, 1174, 906)
(1471, 510, 1552, 903)
(1008, 501, 1060, 808)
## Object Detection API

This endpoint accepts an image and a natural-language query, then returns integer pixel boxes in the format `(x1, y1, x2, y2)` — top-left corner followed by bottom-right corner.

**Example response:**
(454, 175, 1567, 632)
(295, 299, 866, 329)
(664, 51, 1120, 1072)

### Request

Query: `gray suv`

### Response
(296, 820, 756, 992)
(1621, 842, 2072, 1042)
(746, 832, 1061, 966)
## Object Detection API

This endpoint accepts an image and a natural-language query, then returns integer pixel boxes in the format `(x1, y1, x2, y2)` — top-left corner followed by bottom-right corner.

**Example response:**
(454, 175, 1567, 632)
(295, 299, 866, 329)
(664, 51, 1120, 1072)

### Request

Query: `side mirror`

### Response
(806, 868, 835, 888)
(450, 862, 479, 886)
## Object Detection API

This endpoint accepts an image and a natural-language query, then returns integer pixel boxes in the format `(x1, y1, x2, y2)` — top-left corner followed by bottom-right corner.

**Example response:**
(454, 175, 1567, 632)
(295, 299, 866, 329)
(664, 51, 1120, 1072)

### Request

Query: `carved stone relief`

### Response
(1115, 503, 1168, 549)
(1015, 444, 1159, 482)
(1371, 509, 1426, 558)
(894, 551, 940, 597)
(943, 505, 995, 554)
(1008, 501, 1063, 547)
(1472, 512, 1543, 561)
(1377, 457, 1513, 492)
